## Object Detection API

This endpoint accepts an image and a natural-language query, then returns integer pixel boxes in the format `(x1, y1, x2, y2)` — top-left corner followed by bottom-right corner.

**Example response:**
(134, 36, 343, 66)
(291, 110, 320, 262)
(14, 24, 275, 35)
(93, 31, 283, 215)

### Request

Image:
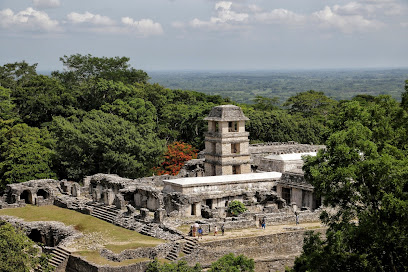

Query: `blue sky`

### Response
(1, 0, 407, 71)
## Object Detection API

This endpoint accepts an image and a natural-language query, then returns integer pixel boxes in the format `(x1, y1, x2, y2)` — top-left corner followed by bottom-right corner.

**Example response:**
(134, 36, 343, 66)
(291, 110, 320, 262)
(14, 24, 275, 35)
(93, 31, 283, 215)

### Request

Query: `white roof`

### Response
(164, 172, 282, 187)
(265, 152, 316, 161)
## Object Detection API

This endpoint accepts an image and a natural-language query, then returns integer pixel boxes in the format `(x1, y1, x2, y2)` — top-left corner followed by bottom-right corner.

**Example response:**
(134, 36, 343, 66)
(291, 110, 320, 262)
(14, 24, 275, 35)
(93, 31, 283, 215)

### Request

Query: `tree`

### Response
(0, 124, 56, 191)
(11, 75, 70, 127)
(50, 110, 164, 180)
(289, 96, 408, 271)
(209, 253, 255, 272)
(0, 221, 53, 272)
(227, 200, 247, 216)
(0, 86, 18, 121)
(284, 90, 337, 119)
(252, 95, 280, 111)
(401, 79, 408, 111)
(52, 54, 149, 85)
(0, 61, 37, 91)
(153, 142, 197, 176)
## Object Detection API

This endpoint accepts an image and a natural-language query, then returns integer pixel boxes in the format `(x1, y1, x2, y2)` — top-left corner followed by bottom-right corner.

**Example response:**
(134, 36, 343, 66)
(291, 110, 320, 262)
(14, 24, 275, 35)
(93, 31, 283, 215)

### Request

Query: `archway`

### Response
(20, 190, 33, 204)
(28, 229, 43, 244)
(36, 189, 49, 199)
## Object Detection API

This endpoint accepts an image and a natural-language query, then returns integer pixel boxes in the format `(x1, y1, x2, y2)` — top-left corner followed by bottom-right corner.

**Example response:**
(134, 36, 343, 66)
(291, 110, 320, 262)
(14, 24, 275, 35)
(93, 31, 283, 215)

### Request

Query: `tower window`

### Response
(231, 143, 240, 154)
(228, 122, 238, 132)
(232, 165, 241, 174)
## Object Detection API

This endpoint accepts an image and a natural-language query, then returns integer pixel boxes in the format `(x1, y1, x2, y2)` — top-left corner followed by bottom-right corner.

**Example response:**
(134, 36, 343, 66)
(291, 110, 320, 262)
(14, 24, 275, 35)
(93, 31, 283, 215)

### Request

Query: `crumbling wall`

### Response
(2, 179, 62, 207)
(0, 215, 80, 247)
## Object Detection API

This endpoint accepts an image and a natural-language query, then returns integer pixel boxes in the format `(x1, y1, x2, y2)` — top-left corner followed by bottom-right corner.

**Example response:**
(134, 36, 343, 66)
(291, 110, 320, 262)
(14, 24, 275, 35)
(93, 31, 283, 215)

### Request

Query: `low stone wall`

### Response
(66, 255, 150, 272)
(184, 228, 326, 270)
(100, 243, 171, 262)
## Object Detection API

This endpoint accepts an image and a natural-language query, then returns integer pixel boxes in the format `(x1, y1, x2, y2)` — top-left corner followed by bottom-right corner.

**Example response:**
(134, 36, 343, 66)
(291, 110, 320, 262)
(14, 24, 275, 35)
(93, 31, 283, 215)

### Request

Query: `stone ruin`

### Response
(0, 104, 327, 271)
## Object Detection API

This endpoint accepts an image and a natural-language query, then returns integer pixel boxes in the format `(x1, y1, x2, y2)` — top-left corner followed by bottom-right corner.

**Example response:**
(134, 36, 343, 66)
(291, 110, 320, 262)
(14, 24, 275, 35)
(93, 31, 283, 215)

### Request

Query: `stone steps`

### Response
(140, 223, 157, 237)
(91, 209, 115, 223)
(165, 242, 180, 261)
(48, 246, 71, 270)
(182, 238, 198, 255)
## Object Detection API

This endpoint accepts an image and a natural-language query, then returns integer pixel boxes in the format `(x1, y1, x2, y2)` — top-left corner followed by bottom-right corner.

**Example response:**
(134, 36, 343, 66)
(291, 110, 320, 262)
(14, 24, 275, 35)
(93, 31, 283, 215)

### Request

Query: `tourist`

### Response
(198, 227, 203, 239)
(262, 218, 266, 229)
(221, 224, 225, 236)
(214, 225, 218, 236)
(295, 212, 299, 225)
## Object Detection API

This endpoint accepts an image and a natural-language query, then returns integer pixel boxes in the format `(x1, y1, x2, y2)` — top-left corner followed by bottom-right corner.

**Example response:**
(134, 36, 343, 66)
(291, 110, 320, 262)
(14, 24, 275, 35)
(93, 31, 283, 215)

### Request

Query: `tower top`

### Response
(204, 105, 249, 122)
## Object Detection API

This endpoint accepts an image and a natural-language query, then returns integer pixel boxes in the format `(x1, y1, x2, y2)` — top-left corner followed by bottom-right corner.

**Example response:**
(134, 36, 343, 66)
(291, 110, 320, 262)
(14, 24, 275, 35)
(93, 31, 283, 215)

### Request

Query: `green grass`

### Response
(177, 224, 191, 234)
(0, 205, 164, 260)
(75, 251, 150, 266)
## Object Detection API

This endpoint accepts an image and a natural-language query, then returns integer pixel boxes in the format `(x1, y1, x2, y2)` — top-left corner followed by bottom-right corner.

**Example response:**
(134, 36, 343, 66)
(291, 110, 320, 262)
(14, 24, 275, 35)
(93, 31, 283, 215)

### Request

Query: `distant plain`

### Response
(149, 69, 408, 104)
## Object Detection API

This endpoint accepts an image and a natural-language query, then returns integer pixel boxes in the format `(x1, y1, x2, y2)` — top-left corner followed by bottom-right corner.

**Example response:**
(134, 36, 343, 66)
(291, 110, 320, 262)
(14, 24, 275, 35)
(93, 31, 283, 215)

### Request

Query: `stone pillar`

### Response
(114, 194, 126, 209)
(71, 183, 81, 197)
(140, 208, 151, 221)
(291, 188, 303, 208)
(154, 208, 165, 223)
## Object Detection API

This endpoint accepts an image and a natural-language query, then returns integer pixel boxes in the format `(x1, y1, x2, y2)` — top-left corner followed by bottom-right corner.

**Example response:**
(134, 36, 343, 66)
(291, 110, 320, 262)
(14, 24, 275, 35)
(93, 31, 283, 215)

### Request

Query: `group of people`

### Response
(191, 224, 225, 239)
(191, 213, 300, 239)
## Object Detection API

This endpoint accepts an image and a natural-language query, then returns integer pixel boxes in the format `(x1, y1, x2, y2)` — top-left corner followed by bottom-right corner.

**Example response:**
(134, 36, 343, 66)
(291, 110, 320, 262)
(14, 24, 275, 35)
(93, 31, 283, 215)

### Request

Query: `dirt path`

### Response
(195, 221, 324, 242)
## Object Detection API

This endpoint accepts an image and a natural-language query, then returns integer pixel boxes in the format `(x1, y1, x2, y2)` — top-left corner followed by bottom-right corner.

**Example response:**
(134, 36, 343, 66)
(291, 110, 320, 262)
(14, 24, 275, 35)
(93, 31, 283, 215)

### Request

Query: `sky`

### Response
(1, 0, 408, 71)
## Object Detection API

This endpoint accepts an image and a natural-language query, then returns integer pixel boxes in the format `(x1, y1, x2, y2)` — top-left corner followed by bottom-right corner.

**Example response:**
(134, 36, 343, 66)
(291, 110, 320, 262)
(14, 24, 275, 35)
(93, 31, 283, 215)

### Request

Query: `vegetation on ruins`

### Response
(227, 200, 248, 216)
(0, 221, 53, 272)
(153, 141, 198, 176)
(208, 253, 255, 272)
(146, 253, 254, 272)
(288, 93, 408, 271)
(146, 259, 202, 272)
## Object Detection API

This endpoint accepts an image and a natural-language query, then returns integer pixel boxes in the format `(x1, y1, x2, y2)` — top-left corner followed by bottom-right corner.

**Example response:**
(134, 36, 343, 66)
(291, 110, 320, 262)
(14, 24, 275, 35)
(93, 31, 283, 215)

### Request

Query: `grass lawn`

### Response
(0, 205, 164, 265)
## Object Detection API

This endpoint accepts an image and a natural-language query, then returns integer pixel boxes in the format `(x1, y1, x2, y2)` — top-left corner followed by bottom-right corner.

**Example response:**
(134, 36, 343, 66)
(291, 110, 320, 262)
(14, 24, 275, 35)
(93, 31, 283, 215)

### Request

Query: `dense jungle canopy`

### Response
(0, 54, 340, 188)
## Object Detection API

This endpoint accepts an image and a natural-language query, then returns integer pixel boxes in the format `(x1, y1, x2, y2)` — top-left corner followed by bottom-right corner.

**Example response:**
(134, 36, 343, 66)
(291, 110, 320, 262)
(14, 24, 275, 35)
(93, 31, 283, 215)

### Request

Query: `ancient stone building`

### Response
(0, 104, 325, 219)
(204, 105, 251, 176)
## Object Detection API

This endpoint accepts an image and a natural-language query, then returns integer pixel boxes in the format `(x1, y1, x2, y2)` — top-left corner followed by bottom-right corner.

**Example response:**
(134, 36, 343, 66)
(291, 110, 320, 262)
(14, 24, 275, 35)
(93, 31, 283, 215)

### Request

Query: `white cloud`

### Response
(255, 9, 305, 25)
(32, 0, 60, 9)
(190, 1, 248, 30)
(313, 6, 383, 33)
(67, 12, 115, 26)
(121, 17, 163, 36)
(333, 0, 405, 16)
(0, 7, 60, 32)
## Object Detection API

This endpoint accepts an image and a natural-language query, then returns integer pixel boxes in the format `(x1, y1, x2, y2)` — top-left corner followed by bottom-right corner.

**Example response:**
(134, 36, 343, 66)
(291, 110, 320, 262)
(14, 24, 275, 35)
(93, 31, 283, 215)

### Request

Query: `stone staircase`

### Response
(48, 246, 71, 270)
(165, 242, 180, 261)
(140, 223, 157, 237)
(182, 238, 199, 255)
(88, 203, 120, 223)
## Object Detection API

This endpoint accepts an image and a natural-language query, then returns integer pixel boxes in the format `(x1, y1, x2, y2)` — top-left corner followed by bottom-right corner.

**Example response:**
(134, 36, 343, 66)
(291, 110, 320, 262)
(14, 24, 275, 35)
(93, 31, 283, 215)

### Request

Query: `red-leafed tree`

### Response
(153, 142, 198, 176)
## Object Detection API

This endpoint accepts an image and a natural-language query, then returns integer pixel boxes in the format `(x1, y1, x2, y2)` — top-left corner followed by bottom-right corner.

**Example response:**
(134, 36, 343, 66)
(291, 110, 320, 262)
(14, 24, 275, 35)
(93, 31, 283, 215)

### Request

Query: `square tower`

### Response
(204, 105, 251, 176)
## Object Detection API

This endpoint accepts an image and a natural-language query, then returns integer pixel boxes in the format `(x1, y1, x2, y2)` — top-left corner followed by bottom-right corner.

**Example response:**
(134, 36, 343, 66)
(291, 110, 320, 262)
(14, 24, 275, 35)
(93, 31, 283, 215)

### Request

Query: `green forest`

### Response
(1, 54, 408, 271)
(0, 54, 340, 189)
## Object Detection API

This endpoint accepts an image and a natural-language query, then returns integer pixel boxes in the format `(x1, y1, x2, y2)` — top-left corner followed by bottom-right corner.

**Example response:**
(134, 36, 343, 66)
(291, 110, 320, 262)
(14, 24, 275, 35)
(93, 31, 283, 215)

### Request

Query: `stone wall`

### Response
(184, 228, 326, 270)
(65, 255, 150, 272)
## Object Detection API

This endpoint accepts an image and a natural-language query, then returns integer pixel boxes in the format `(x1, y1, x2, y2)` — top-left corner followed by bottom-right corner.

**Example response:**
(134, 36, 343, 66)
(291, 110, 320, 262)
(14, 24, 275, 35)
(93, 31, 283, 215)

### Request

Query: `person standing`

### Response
(198, 227, 203, 239)
(295, 212, 299, 225)
(262, 218, 266, 229)
(221, 225, 225, 236)
(214, 225, 218, 236)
